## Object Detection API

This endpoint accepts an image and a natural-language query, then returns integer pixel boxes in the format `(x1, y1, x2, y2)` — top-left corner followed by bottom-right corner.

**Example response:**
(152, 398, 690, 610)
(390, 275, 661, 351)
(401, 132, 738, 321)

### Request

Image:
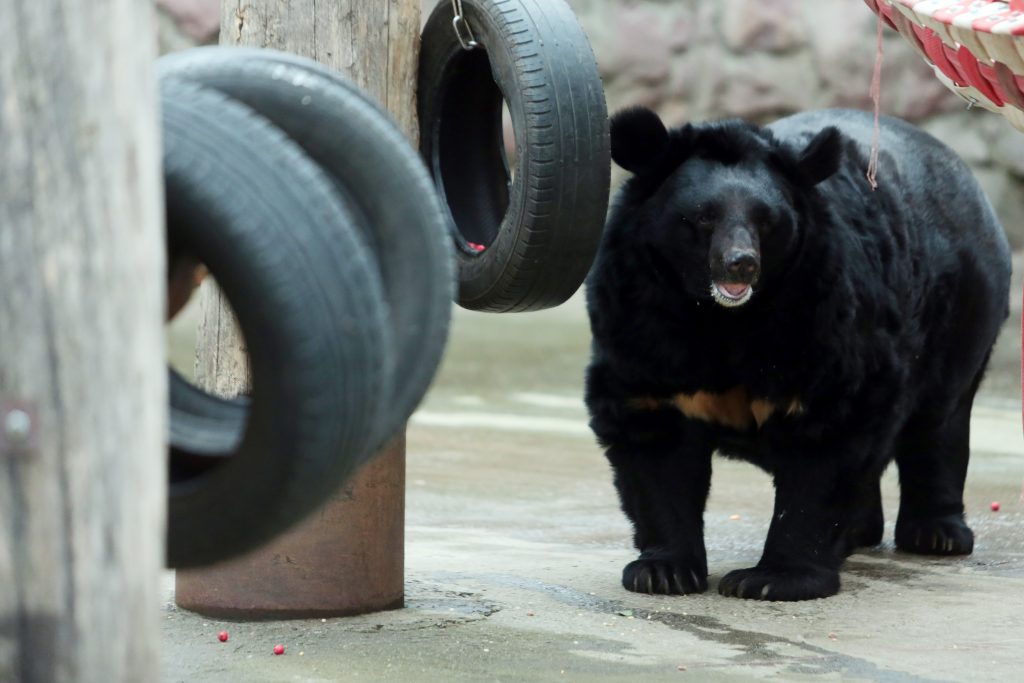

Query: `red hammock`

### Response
(865, 0, 1024, 130)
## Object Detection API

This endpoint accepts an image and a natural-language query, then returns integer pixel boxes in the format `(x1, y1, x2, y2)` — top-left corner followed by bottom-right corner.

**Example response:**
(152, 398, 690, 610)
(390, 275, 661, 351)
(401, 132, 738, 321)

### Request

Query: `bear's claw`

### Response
(622, 556, 707, 595)
(895, 514, 973, 556)
(718, 565, 840, 601)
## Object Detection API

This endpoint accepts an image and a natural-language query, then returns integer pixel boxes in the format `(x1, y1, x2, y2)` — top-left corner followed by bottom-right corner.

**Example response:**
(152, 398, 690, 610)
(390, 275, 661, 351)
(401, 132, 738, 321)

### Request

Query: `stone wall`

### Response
(566, 0, 1023, 244)
(157, 0, 1023, 244)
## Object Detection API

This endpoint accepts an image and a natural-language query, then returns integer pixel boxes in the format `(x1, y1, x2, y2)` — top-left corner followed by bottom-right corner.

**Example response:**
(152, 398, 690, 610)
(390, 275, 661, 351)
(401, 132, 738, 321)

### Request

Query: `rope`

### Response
(866, 9, 885, 191)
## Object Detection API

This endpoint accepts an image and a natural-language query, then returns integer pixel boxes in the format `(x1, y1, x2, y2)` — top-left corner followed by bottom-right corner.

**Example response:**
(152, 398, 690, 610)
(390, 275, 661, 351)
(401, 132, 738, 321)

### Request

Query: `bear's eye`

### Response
(753, 210, 775, 236)
(681, 209, 715, 231)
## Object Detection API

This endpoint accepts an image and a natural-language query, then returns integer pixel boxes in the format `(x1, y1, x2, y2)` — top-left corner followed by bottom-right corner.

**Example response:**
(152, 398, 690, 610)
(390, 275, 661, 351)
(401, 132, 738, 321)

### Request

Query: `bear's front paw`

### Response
(895, 514, 973, 555)
(717, 565, 840, 601)
(622, 555, 707, 595)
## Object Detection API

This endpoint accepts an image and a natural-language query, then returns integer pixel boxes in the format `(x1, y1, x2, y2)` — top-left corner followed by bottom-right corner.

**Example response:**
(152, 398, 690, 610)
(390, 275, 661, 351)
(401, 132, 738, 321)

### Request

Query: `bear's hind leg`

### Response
(894, 402, 974, 555)
(842, 477, 884, 557)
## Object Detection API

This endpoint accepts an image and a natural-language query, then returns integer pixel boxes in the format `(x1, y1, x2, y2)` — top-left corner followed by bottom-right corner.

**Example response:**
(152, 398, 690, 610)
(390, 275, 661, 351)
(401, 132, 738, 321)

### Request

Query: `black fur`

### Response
(585, 107, 1011, 601)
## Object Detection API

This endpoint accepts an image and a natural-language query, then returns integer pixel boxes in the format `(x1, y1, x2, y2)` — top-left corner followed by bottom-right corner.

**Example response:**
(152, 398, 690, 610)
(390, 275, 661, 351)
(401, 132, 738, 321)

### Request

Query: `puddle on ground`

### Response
(843, 557, 930, 584)
(424, 570, 952, 683)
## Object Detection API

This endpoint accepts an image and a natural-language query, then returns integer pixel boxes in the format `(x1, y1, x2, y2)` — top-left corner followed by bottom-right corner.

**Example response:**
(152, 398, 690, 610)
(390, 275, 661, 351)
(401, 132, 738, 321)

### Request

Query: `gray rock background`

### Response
(156, 0, 1022, 245)
(567, 0, 1023, 245)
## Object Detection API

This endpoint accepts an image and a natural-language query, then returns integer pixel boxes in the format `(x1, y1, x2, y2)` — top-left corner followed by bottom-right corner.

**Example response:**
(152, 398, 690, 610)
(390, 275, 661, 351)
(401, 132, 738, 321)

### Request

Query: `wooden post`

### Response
(0, 1, 165, 681)
(174, 0, 420, 618)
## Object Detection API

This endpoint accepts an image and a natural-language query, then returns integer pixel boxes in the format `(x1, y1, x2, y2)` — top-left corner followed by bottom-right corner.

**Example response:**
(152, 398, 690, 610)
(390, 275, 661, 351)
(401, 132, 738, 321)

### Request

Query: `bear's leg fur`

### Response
(719, 458, 870, 601)
(609, 440, 713, 595)
(842, 477, 884, 557)
(894, 400, 974, 556)
(600, 409, 714, 595)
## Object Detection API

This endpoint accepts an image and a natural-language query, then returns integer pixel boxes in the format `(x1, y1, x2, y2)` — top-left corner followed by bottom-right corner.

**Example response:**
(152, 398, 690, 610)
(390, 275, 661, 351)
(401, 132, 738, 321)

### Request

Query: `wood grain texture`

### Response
(193, 280, 251, 397)
(0, 1, 166, 681)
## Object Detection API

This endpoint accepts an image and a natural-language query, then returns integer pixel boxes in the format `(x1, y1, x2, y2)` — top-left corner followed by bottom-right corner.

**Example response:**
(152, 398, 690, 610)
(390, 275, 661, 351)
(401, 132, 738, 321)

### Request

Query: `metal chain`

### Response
(451, 0, 479, 50)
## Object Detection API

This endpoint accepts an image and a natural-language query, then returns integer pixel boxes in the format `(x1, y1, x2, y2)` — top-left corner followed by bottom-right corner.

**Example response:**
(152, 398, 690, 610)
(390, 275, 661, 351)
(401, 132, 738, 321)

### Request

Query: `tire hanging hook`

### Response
(451, 0, 479, 50)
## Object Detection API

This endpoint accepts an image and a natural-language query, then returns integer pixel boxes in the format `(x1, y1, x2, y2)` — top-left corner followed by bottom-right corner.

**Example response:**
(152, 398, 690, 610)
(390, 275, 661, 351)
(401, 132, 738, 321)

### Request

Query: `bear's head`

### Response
(609, 107, 844, 309)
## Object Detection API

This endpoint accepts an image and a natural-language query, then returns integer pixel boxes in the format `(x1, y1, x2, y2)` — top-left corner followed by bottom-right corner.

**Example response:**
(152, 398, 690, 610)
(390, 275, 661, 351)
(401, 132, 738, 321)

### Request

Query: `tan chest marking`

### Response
(673, 388, 755, 431)
(749, 397, 805, 427)
(628, 389, 804, 431)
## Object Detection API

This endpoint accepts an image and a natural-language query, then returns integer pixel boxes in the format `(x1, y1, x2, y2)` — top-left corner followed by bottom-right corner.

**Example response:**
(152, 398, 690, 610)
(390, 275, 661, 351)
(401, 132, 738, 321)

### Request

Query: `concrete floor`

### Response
(162, 286, 1024, 682)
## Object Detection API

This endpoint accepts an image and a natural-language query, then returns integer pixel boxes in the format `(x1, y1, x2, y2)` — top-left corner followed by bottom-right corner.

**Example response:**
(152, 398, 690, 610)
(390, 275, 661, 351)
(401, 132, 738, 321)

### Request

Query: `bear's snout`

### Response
(724, 248, 759, 281)
(710, 226, 760, 307)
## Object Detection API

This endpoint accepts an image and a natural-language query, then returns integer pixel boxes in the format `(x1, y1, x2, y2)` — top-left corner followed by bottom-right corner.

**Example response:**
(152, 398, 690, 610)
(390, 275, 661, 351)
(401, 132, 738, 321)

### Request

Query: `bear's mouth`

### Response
(710, 281, 753, 308)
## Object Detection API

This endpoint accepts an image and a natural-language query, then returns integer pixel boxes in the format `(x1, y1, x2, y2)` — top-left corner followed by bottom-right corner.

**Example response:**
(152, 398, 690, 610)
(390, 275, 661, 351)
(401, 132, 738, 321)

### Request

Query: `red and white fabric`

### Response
(865, 0, 1024, 130)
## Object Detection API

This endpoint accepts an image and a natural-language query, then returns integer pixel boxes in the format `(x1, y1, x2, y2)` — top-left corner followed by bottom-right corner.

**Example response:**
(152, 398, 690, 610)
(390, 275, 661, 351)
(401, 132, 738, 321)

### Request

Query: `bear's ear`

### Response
(794, 126, 844, 186)
(610, 106, 671, 174)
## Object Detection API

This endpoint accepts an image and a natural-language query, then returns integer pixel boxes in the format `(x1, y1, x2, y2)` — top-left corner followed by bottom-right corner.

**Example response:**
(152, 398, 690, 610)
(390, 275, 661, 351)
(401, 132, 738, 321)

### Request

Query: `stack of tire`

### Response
(161, 48, 454, 568)
(163, 0, 611, 568)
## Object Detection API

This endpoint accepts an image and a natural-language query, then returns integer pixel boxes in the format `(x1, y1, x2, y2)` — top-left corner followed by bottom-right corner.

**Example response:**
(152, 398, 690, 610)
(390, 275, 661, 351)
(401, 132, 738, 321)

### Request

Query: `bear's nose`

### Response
(724, 249, 759, 279)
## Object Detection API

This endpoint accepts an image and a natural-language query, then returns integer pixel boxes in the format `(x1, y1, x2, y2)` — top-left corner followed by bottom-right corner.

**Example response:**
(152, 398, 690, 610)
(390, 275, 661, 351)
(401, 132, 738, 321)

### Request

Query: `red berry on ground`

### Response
(991, 501, 1001, 512)
(273, 644, 285, 656)
(218, 631, 229, 642)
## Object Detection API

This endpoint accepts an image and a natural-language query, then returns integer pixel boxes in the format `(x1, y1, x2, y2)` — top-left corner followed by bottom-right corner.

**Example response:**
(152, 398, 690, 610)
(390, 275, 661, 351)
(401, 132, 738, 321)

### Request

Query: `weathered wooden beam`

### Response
(0, 1, 166, 680)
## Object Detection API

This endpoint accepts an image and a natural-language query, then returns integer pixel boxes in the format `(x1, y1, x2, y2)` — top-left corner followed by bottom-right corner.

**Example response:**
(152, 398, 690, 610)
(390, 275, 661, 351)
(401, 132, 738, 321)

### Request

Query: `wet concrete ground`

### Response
(162, 284, 1024, 682)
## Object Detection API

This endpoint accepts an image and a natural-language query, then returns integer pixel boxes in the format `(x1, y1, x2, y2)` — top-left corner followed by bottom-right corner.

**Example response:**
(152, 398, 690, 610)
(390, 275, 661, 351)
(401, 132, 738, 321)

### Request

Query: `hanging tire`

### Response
(419, 0, 611, 312)
(160, 47, 455, 444)
(162, 78, 391, 568)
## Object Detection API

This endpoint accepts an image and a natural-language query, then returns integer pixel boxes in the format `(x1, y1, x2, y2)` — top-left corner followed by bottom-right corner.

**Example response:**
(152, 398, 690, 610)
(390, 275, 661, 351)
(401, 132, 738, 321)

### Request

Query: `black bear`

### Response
(584, 107, 1011, 601)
